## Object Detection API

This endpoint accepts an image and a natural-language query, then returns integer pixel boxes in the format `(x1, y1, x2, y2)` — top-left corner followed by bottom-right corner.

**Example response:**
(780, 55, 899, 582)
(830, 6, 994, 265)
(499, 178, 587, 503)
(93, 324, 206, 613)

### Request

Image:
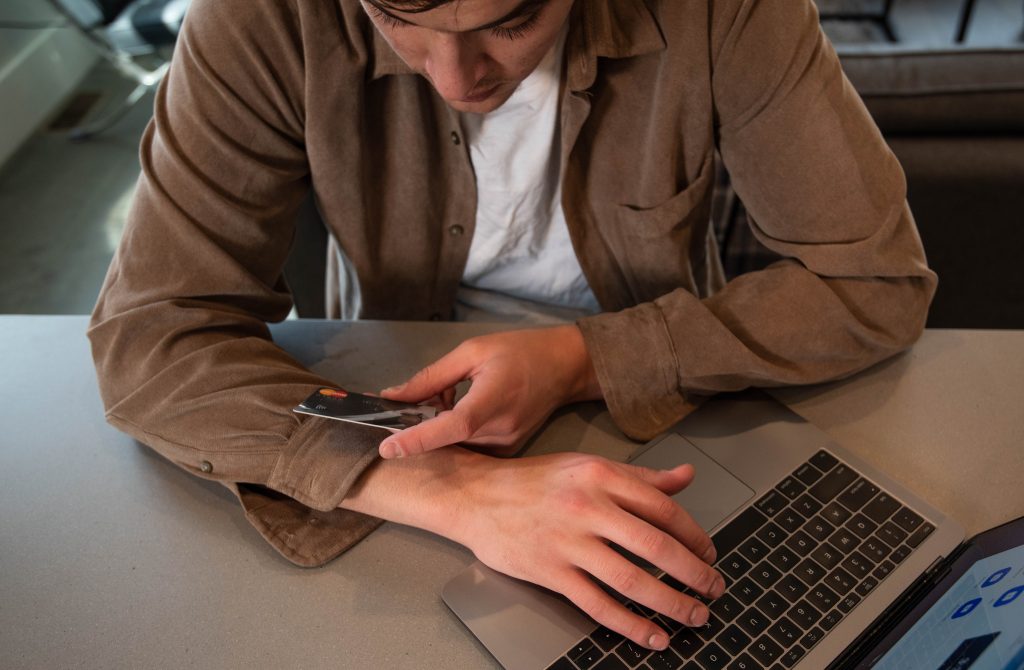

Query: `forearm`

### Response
(339, 445, 487, 543)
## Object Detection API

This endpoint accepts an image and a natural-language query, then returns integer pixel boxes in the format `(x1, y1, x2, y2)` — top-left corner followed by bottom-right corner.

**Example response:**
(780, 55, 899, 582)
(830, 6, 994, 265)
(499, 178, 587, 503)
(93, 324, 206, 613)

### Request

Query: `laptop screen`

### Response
(866, 521, 1024, 669)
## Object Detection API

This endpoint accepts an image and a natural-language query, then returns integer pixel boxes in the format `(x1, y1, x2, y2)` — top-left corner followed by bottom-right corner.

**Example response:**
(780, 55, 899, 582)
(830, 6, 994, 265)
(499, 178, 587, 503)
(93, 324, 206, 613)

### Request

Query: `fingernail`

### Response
(381, 383, 404, 394)
(690, 605, 709, 627)
(702, 544, 717, 564)
(711, 574, 726, 599)
(379, 441, 404, 459)
(648, 633, 668, 650)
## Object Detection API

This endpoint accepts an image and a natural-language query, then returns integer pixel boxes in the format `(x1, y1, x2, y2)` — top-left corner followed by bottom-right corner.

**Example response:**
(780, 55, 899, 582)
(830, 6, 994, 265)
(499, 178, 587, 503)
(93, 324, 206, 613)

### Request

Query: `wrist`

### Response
(558, 324, 603, 404)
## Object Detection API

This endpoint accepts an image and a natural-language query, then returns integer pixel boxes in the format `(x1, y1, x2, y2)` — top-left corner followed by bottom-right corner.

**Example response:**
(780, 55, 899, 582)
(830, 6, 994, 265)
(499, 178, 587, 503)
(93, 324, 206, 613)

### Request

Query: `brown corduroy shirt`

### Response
(88, 0, 937, 567)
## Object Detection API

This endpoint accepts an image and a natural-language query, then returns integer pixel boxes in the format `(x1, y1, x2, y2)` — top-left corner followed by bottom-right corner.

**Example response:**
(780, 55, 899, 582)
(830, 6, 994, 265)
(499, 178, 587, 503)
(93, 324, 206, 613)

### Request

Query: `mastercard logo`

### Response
(319, 388, 348, 398)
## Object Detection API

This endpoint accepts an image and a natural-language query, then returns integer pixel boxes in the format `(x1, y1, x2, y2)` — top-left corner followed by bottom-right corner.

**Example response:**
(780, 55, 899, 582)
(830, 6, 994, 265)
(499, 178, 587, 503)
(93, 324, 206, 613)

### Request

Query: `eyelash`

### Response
(367, 5, 543, 41)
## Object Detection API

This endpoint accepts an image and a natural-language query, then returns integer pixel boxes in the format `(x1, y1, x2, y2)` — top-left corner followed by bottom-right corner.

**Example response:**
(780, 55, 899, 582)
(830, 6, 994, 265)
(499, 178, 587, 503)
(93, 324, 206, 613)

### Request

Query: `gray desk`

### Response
(2, 316, 1022, 669)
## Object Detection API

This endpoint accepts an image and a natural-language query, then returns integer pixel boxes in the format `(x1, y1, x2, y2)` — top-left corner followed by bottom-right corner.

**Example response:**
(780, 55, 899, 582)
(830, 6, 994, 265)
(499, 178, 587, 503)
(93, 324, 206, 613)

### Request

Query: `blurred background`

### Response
(0, 0, 1022, 326)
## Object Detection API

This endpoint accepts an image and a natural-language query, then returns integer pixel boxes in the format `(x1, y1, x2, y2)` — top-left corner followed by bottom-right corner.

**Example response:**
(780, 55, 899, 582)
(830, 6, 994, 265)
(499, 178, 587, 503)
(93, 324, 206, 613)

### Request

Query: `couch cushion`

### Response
(838, 46, 1024, 133)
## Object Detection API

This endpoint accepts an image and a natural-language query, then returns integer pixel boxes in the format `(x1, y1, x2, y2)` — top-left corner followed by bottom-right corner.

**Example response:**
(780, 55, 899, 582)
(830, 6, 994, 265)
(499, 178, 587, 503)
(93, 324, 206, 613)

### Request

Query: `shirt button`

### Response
(450, 131, 461, 145)
(200, 460, 213, 474)
(448, 224, 464, 237)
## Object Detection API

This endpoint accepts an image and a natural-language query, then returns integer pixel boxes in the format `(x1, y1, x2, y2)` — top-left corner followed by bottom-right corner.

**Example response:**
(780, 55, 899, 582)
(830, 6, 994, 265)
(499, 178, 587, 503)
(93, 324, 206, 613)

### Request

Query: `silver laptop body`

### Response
(443, 392, 964, 670)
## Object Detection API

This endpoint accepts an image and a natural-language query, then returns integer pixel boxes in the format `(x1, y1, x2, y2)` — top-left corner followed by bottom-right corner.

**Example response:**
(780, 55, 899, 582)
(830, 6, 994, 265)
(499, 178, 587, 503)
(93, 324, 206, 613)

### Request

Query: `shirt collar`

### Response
(368, 0, 666, 85)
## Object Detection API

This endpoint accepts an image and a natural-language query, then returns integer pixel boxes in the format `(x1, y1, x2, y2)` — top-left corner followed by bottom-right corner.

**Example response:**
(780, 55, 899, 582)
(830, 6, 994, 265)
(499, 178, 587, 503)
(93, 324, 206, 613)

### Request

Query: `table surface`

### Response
(1, 316, 1022, 669)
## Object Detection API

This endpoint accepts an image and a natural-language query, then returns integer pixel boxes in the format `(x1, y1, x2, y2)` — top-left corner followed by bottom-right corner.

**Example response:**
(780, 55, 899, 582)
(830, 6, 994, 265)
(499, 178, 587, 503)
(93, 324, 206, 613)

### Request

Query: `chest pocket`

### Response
(608, 153, 716, 302)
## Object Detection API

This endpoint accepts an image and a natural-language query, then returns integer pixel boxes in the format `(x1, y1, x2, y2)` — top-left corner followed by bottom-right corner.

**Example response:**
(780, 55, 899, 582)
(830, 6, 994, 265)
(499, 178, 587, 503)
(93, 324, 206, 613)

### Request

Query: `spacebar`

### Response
(711, 507, 768, 558)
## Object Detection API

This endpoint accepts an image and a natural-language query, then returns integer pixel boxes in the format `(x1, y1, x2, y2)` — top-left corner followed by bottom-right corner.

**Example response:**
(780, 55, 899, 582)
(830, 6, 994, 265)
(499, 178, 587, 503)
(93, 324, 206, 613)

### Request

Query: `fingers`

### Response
(610, 463, 717, 565)
(379, 392, 490, 458)
(554, 567, 674, 651)
(381, 345, 476, 403)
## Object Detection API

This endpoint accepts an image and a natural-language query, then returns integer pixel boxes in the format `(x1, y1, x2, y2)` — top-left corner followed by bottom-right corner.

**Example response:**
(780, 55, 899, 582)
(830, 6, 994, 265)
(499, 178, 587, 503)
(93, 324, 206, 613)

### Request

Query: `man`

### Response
(88, 0, 936, 652)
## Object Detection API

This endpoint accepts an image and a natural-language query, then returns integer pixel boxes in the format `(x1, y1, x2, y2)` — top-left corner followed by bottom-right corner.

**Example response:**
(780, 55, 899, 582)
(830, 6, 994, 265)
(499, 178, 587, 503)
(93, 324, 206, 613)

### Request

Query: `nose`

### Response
(423, 33, 486, 101)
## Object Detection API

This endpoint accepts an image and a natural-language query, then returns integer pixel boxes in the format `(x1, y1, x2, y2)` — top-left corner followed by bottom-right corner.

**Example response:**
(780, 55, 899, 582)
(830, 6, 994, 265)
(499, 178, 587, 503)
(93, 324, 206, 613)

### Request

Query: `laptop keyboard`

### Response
(546, 450, 936, 670)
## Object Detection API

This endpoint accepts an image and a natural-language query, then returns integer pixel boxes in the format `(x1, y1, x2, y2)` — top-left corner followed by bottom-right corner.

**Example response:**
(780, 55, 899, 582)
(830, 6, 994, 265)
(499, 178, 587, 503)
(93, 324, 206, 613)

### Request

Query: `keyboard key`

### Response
(755, 590, 789, 619)
(784, 530, 817, 557)
(647, 648, 684, 670)
(828, 527, 861, 554)
(863, 493, 901, 524)
(733, 577, 763, 606)
(809, 451, 838, 472)
(811, 544, 843, 570)
(776, 477, 806, 500)
(615, 639, 651, 666)
(767, 617, 801, 648)
(737, 607, 770, 637)
(594, 655, 629, 670)
(873, 560, 896, 580)
(748, 635, 784, 666)
(860, 537, 892, 563)
(845, 514, 878, 539)
(825, 568, 856, 595)
(670, 629, 702, 659)
(546, 657, 577, 670)
(711, 594, 744, 623)
(855, 577, 879, 598)
(892, 507, 925, 533)
(809, 464, 858, 503)
(655, 615, 685, 635)
(756, 491, 788, 517)
(755, 522, 788, 548)
(841, 551, 874, 579)
(717, 624, 752, 656)
(794, 558, 828, 586)
(890, 545, 911, 564)
(792, 494, 823, 518)
(803, 516, 836, 543)
(696, 615, 726, 641)
(574, 645, 603, 669)
(714, 508, 769, 557)
(775, 508, 805, 532)
(787, 601, 822, 629)
(750, 562, 783, 589)
(721, 553, 753, 580)
(592, 627, 625, 652)
(807, 584, 840, 612)
(837, 593, 861, 614)
(727, 652, 759, 670)
(837, 478, 879, 512)
(776, 574, 809, 603)
(780, 644, 806, 668)
(767, 545, 800, 572)
(821, 502, 852, 526)
(738, 537, 771, 564)
(876, 521, 909, 548)
(800, 626, 825, 649)
(794, 463, 823, 486)
(906, 522, 935, 549)
(695, 642, 730, 670)
(819, 610, 842, 631)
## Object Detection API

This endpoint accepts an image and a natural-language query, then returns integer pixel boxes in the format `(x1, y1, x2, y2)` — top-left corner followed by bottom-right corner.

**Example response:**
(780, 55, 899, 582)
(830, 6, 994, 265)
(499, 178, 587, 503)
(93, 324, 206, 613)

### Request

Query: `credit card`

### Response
(293, 388, 437, 432)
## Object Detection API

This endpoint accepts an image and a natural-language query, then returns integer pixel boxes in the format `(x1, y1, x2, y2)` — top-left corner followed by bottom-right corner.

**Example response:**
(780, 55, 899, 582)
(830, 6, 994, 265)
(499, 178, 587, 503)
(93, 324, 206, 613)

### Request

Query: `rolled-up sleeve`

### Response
(88, 0, 384, 567)
(580, 0, 936, 440)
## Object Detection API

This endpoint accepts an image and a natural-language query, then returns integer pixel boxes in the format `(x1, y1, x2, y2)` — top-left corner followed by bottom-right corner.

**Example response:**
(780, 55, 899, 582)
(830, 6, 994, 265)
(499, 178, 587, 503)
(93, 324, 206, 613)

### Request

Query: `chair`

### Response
(44, 0, 189, 140)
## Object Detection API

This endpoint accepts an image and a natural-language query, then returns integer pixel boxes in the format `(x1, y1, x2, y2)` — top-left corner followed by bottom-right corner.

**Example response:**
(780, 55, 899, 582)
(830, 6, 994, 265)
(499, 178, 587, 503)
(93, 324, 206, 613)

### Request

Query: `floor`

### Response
(0, 0, 1021, 315)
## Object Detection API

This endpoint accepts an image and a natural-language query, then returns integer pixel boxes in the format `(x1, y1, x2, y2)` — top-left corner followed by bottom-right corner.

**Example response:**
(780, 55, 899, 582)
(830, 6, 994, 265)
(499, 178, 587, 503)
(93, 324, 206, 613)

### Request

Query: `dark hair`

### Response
(366, 0, 458, 13)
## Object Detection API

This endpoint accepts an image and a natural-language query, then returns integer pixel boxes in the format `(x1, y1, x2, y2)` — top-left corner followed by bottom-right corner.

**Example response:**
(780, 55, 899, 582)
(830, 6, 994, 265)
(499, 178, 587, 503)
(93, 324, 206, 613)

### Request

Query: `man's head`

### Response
(361, 0, 574, 113)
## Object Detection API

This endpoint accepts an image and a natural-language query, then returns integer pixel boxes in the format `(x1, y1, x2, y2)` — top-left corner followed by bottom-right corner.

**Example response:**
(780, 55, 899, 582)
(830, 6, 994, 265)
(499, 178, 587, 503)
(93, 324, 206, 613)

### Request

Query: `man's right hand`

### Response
(340, 448, 723, 651)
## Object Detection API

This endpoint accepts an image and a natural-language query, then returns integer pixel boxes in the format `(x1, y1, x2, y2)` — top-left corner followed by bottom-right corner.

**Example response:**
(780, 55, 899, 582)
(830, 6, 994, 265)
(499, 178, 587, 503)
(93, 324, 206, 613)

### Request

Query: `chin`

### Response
(445, 86, 516, 114)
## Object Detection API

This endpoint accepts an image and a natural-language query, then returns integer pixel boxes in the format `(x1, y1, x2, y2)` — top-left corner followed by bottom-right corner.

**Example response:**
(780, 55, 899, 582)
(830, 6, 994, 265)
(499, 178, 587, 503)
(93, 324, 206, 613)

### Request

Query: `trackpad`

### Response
(630, 434, 755, 533)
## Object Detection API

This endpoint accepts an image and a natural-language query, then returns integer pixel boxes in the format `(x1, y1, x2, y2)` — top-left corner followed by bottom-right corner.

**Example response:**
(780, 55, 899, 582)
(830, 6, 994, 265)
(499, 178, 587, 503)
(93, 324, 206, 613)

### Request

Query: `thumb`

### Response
(379, 408, 476, 459)
(621, 462, 696, 495)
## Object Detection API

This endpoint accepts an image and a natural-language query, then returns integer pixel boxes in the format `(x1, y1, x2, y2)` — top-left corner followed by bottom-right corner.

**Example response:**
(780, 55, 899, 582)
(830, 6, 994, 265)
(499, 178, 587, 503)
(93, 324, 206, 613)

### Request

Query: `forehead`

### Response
(373, 0, 548, 32)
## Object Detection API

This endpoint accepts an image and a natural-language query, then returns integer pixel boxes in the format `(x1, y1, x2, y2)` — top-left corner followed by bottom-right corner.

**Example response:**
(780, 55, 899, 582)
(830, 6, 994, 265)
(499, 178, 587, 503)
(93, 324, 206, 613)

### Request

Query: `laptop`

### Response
(442, 392, 1024, 669)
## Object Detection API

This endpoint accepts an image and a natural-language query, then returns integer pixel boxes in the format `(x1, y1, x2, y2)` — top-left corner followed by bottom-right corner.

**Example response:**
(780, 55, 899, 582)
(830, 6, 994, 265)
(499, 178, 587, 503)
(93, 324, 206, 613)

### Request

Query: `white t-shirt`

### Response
(456, 27, 600, 322)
